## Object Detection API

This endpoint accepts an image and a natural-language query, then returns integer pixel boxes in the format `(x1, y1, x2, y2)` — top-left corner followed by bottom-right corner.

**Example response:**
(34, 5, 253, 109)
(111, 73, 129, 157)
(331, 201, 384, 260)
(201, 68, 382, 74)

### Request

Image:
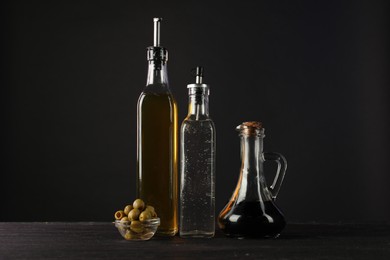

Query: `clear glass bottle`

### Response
(136, 18, 178, 236)
(180, 67, 216, 238)
(218, 122, 287, 238)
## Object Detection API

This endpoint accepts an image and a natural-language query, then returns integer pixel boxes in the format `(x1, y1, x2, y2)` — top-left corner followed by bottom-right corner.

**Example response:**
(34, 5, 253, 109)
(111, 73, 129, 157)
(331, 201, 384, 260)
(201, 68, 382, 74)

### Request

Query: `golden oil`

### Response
(137, 91, 178, 236)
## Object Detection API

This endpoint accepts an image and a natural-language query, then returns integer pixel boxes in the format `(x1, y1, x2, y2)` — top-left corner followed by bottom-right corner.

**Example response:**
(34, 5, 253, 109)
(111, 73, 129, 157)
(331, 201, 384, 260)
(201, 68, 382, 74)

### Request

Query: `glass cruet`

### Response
(218, 121, 287, 238)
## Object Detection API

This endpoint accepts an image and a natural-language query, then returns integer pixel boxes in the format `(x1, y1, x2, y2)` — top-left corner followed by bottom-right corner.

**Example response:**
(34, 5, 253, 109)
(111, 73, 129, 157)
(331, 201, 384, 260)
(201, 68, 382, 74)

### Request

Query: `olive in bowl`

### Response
(114, 218, 160, 241)
(113, 199, 159, 241)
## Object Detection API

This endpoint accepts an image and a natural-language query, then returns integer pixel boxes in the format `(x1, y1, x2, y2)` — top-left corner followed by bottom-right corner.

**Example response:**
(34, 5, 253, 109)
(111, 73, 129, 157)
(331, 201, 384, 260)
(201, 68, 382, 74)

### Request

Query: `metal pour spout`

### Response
(153, 18, 162, 47)
(195, 66, 204, 84)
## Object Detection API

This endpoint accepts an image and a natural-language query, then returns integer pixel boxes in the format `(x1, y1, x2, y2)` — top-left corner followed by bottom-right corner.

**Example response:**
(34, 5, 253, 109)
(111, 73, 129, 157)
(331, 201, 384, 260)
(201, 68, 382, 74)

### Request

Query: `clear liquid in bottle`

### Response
(180, 67, 216, 238)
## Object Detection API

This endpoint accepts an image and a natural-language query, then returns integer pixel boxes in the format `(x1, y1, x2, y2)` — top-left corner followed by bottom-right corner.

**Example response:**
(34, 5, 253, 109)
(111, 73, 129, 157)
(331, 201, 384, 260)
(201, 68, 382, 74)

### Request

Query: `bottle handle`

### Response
(262, 152, 287, 200)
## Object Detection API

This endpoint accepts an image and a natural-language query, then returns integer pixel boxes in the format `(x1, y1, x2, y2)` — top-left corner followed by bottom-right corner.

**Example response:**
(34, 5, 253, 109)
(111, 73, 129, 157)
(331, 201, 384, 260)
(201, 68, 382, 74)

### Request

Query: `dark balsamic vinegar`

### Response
(218, 200, 286, 238)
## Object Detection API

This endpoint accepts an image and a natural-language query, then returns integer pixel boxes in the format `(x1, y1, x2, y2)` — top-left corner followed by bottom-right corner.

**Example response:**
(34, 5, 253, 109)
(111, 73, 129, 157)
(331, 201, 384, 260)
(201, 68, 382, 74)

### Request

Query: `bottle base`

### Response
(156, 228, 178, 237)
(180, 230, 214, 238)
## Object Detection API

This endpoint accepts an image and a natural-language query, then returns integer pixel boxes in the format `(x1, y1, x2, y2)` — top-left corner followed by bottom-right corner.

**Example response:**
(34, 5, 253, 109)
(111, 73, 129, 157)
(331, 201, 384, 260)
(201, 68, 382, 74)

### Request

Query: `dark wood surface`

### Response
(0, 222, 389, 259)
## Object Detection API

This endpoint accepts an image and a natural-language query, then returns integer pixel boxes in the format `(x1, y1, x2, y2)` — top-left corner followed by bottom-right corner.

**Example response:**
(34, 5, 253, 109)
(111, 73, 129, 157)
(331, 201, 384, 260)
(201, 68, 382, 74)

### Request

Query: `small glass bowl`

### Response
(114, 218, 160, 241)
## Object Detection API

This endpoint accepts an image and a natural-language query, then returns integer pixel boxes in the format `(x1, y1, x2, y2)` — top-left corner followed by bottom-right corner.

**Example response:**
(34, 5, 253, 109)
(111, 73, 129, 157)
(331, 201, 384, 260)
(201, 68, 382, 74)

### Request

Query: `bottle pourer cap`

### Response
(147, 18, 168, 62)
(187, 66, 210, 95)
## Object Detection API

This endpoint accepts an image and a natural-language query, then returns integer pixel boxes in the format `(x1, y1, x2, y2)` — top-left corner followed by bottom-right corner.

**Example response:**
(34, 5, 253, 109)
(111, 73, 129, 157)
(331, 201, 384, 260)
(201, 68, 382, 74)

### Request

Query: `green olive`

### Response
(128, 208, 140, 221)
(130, 220, 144, 233)
(139, 211, 152, 222)
(133, 199, 145, 211)
(114, 210, 125, 220)
(124, 205, 133, 215)
(142, 209, 153, 218)
(120, 216, 129, 222)
(124, 230, 135, 240)
(144, 206, 157, 218)
(145, 205, 155, 214)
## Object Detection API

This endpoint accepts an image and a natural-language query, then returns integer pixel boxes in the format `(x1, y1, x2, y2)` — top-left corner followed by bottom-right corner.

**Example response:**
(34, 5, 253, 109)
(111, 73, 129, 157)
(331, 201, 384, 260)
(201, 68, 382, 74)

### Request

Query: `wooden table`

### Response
(0, 223, 389, 259)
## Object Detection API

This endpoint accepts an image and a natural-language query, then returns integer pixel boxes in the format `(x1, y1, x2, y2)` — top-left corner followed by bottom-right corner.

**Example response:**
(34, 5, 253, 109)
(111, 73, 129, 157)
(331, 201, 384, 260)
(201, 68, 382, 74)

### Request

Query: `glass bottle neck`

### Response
(235, 133, 272, 203)
(240, 135, 263, 172)
(187, 94, 209, 119)
(146, 61, 169, 87)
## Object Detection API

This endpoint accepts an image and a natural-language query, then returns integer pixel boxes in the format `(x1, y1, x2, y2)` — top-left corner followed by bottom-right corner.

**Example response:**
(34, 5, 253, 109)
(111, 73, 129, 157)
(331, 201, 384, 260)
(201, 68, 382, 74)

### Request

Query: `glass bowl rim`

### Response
(114, 217, 160, 228)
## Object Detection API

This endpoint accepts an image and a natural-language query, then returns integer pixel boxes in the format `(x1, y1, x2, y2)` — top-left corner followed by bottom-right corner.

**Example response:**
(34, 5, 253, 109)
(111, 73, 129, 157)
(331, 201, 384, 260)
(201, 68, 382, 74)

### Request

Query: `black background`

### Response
(1, 0, 389, 222)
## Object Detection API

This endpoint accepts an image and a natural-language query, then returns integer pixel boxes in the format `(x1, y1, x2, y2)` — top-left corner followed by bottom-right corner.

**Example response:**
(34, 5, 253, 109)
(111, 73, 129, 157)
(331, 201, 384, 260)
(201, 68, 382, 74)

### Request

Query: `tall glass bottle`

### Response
(180, 67, 216, 238)
(137, 18, 178, 236)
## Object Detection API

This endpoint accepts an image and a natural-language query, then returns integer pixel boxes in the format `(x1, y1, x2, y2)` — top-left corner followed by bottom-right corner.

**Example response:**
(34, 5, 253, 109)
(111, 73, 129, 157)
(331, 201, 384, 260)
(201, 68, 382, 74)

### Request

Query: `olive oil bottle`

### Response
(136, 18, 178, 236)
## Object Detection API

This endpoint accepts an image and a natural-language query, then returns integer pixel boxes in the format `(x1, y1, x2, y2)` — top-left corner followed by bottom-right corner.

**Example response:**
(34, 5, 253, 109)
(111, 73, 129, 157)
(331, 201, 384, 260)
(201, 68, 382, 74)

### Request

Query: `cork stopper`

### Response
(236, 121, 264, 136)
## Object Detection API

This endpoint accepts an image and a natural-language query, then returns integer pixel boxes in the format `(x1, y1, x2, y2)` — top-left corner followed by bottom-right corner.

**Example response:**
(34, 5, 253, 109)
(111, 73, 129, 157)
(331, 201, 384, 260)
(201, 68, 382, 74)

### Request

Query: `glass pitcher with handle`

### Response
(218, 121, 287, 238)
